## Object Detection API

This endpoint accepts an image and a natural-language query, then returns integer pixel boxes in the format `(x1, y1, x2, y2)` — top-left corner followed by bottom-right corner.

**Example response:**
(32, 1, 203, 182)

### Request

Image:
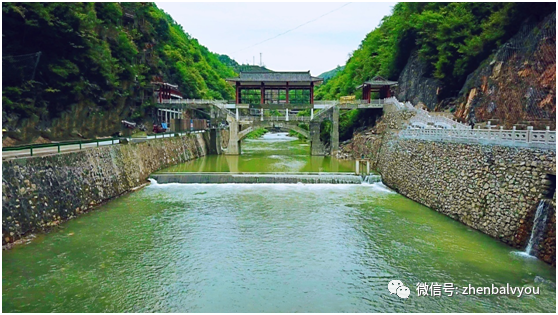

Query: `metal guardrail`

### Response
(2, 130, 208, 157)
(399, 127, 556, 150)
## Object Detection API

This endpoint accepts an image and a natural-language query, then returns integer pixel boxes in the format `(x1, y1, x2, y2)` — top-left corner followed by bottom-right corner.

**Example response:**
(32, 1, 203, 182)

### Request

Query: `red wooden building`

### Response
(356, 76, 398, 102)
(226, 71, 323, 105)
(151, 77, 183, 103)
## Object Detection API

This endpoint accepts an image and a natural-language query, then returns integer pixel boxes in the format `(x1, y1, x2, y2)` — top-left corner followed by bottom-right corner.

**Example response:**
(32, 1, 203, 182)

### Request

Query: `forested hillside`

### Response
(318, 65, 345, 83)
(316, 2, 554, 101)
(2, 2, 236, 143)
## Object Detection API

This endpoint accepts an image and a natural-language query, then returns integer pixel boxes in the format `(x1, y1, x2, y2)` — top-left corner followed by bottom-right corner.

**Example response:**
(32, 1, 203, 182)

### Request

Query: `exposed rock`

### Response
(397, 51, 443, 110)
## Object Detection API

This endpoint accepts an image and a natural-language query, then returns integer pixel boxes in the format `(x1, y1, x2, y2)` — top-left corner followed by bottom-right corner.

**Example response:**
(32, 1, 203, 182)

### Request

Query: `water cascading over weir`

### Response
(150, 173, 382, 185)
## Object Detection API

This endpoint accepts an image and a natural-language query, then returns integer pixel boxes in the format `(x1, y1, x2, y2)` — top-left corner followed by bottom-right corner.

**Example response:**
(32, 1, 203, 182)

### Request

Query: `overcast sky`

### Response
(155, 2, 396, 76)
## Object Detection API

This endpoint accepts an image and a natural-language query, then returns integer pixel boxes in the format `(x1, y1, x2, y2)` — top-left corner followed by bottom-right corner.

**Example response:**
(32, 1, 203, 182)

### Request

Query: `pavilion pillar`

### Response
(236, 82, 240, 104)
(260, 82, 265, 105)
(286, 82, 289, 104)
(310, 82, 314, 105)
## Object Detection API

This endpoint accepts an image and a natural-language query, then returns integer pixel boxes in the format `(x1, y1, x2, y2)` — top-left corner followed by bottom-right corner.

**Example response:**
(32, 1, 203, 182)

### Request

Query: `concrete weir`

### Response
(150, 172, 381, 184)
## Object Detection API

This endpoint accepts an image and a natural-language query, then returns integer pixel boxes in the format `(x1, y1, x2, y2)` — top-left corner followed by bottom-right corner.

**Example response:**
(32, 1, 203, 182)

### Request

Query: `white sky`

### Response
(155, 1, 396, 76)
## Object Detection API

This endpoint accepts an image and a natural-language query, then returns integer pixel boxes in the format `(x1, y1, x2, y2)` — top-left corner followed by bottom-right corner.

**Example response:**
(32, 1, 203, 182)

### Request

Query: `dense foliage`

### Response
(2, 2, 236, 124)
(244, 127, 268, 139)
(316, 2, 554, 101)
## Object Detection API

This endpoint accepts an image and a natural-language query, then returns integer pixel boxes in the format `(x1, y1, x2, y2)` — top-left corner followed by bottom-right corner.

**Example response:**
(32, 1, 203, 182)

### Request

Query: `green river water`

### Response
(2, 133, 556, 312)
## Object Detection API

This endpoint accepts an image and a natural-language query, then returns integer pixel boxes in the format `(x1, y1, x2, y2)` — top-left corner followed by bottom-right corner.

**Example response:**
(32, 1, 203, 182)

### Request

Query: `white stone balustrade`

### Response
(399, 126, 556, 150)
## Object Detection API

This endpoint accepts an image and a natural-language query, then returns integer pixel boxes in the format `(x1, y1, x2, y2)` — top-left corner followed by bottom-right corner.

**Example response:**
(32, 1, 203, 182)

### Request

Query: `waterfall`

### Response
(524, 200, 551, 256)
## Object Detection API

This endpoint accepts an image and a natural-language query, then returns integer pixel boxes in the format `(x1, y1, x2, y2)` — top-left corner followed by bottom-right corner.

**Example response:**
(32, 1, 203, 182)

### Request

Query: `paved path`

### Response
(2, 131, 204, 160)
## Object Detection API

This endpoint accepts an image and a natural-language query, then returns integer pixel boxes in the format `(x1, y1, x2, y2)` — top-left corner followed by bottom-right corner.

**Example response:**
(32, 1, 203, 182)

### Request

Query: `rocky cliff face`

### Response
(454, 12, 556, 129)
(2, 97, 155, 146)
(397, 12, 556, 128)
(396, 51, 443, 110)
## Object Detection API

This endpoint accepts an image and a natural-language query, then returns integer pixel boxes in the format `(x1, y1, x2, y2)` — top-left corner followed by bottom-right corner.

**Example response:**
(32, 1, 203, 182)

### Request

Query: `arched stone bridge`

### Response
(156, 99, 388, 155)
(238, 121, 310, 140)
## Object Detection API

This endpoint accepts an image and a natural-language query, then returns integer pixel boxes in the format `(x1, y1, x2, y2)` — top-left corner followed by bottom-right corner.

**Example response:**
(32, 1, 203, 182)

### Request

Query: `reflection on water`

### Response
(159, 132, 355, 173)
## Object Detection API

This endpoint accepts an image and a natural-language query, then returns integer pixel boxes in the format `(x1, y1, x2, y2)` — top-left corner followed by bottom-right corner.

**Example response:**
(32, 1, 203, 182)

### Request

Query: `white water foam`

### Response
(510, 251, 538, 259)
(369, 182, 396, 194)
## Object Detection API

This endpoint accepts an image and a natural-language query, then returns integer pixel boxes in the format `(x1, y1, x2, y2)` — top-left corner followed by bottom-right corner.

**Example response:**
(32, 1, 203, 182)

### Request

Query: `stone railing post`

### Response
(512, 126, 516, 141)
(527, 126, 533, 143)
(286, 108, 289, 121)
(499, 126, 503, 141)
(545, 126, 549, 144)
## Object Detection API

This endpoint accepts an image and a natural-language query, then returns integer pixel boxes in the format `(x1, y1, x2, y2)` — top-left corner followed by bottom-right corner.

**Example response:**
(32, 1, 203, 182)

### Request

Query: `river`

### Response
(2, 133, 556, 312)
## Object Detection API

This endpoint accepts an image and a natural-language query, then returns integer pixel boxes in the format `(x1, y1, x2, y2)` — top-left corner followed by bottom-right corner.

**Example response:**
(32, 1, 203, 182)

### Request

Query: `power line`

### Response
(233, 3, 352, 54)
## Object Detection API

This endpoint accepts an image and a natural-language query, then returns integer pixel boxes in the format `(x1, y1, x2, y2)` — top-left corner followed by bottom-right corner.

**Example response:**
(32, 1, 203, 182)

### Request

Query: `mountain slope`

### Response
(2, 2, 236, 143)
(318, 66, 345, 82)
(315, 2, 554, 101)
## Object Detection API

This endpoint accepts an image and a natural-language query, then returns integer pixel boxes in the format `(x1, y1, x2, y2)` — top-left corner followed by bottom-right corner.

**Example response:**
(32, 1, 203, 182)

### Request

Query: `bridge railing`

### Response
(410, 113, 469, 129)
(238, 116, 312, 122)
(399, 126, 556, 150)
(313, 100, 338, 106)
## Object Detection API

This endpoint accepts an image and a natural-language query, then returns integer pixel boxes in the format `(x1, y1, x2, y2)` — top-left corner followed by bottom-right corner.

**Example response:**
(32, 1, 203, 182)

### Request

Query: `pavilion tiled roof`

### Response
(364, 76, 398, 86)
(227, 71, 323, 83)
(356, 76, 398, 89)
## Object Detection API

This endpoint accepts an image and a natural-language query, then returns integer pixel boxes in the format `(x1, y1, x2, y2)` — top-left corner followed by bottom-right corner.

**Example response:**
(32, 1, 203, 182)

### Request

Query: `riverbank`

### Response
(337, 114, 556, 265)
(3, 138, 555, 312)
(2, 133, 209, 246)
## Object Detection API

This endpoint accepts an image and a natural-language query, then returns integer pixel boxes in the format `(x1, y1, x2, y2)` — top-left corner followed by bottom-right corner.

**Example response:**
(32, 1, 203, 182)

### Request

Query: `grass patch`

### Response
(244, 128, 268, 139)
(131, 131, 147, 138)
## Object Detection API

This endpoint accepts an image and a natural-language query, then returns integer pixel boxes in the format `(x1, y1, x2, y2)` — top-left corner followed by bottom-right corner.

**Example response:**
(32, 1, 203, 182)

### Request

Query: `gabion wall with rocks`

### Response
(2, 133, 209, 246)
(376, 137, 556, 265)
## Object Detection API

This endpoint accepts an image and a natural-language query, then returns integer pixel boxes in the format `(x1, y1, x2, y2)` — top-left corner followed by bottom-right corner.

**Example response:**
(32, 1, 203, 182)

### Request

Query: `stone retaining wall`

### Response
(2, 133, 208, 246)
(376, 136, 556, 264)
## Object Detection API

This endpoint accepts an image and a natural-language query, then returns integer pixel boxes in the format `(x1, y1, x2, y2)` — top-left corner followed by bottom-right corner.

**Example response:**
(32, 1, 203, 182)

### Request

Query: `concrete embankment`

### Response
(2, 133, 209, 246)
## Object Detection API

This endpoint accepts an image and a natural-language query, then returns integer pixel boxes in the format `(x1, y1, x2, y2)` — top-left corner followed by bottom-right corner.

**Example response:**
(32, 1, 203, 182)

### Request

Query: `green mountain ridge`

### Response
(2, 2, 237, 143)
(316, 2, 554, 101)
(318, 65, 345, 82)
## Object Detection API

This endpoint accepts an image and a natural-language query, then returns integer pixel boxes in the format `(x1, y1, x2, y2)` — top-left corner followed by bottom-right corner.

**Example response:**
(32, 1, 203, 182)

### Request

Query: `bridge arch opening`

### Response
(237, 122, 310, 142)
